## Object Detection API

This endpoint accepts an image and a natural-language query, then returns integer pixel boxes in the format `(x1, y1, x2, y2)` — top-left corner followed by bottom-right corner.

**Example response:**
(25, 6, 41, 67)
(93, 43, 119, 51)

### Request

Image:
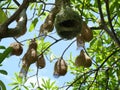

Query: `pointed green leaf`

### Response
(38, 4, 43, 16)
(30, 82, 34, 88)
(0, 70, 8, 75)
(0, 8, 8, 24)
(8, 82, 19, 86)
(0, 64, 2, 66)
(11, 85, 19, 90)
(51, 81, 55, 88)
(29, 18, 38, 32)
(0, 47, 12, 64)
(23, 85, 29, 90)
(0, 80, 6, 90)
(41, 84, 47, 89)
(42, 78, 46, 84)
(36, 87, 43, 90)
(0, 46, 6, 49)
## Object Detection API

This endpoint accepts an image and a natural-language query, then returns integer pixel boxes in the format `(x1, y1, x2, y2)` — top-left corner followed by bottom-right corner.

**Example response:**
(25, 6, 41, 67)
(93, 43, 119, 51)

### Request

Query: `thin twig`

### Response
(13, 0, 20, 6)
(79, 72, 93, 89)
(61, 40, 76, 58)
(20, 34, 58, 43)
(36, 67, 40, 87)
(2, 7, 17, 9)
(38, 39, 63, 57)
(98, 49, 120, 69)
(66, 70, 95, 90)
(90, 26, 103, 30)
(105, 68, 109, 90)
(81, 0, 85, 16)
(87, 70, 98, 90)
(111, 58, 120, 66)
(38, 1, 46, 16)
(28, 3, 37, 20)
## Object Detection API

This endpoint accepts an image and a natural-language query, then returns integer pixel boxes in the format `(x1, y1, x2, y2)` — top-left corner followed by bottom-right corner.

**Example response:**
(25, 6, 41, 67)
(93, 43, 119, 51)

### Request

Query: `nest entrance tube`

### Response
(59, 20, 78, 27)
(55, 6, 82, 39)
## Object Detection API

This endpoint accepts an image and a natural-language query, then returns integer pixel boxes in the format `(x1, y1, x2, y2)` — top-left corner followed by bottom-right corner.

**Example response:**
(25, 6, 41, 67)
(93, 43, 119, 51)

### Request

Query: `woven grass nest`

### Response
(55, 6, 82, 39)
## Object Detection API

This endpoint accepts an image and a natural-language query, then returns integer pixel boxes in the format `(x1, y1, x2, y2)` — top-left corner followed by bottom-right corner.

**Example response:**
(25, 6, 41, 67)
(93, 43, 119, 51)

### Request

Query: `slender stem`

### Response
(66, 70, 95, 90)
(81, 0, 85, 16)
(61, 40, 76, 58)
(98, 49, 120, 70)
(36, 67, 40, 87)
(38, 39, 63, 57)
(79, 72, 92, 89)
(13, 0, 20, 6)
(87, 70, 98, 90)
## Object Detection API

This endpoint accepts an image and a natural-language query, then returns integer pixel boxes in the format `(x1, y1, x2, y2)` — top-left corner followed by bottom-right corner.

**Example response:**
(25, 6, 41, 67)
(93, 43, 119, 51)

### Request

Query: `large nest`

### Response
(55, 6, 82, 39)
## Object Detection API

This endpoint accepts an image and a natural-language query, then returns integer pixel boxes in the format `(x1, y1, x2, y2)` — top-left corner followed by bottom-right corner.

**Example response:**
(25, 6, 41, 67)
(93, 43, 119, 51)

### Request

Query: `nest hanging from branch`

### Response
(55, 6, 82, 39)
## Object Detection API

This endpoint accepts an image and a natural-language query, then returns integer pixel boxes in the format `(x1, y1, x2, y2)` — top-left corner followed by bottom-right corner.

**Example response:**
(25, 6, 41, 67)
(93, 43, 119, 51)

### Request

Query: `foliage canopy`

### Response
(0, 0, 120, 90)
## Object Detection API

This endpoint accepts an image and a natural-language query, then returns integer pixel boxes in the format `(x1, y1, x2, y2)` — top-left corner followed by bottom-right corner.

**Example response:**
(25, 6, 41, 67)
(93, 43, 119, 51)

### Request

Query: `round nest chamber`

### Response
(55, 6, 82, 39)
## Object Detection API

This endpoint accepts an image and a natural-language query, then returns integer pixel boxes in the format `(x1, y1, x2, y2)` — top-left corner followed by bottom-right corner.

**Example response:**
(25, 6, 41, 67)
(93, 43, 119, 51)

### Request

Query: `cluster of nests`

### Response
(9, 39, 45, 78)
(9, 39, 68, 78)
(40, 3, 93, 40)
(8, 1, 93, 78)
(9, 32, 92, 78)
(9, 24, 93, 78)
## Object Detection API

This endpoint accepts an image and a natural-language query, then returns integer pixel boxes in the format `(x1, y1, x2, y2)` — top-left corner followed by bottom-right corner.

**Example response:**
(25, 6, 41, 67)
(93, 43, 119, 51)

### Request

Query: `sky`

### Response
(0, 0, 81, 90)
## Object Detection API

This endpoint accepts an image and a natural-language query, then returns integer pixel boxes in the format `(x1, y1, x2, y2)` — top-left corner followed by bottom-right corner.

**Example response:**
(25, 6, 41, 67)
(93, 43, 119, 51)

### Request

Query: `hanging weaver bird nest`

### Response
(53, 58, 68, 77)
(55, 6, 82, 39)
(9, 42, 23, 56)
(36, 54, 46, 69)
(75, 50, 92, 67)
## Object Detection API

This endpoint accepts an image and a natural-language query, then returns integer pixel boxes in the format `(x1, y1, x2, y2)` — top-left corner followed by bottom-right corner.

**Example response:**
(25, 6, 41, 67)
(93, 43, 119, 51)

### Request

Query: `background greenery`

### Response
(0, 0, 120, 90)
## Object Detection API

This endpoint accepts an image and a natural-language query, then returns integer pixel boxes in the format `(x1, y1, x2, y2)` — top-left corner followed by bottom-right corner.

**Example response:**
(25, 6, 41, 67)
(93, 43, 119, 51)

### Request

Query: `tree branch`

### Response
(13, 0, 20, 6)
(61, 40, 76, 58)
(104, 0, 120, 46)
(97, 0, 120, 46)
(90, 26, 103, 30)
(3, 0, 29, 26)
(0, 0, 29, 39)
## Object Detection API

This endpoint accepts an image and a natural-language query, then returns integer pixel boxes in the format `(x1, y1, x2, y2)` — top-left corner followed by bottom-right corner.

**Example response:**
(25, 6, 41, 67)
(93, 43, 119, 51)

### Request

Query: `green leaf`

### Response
(51, 81, 55, 88)
(0, 8, 8, 24)
(0, 70, 8, 75)
(30, 82, 34, 88)
(41, 84, 46, 89)
(37, 39, 51, 54)
(29, 18, 38, 32)
(0, 46, 6, 49)
(90, 38, 97, 47)
(42, 78, 46, 85)
(11, 85, 19, 90)
(8, 82, 19, 86)
(0, 47, 12, 64)
(17, 76, 23, 84)
(23, 85, 29, 90)
(36, 87, 43, 90)
(30, 3, 35, 10)
(0, 80, 6, 90)
(38, 4, 43, 16)
(46, 79, 50, 88)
